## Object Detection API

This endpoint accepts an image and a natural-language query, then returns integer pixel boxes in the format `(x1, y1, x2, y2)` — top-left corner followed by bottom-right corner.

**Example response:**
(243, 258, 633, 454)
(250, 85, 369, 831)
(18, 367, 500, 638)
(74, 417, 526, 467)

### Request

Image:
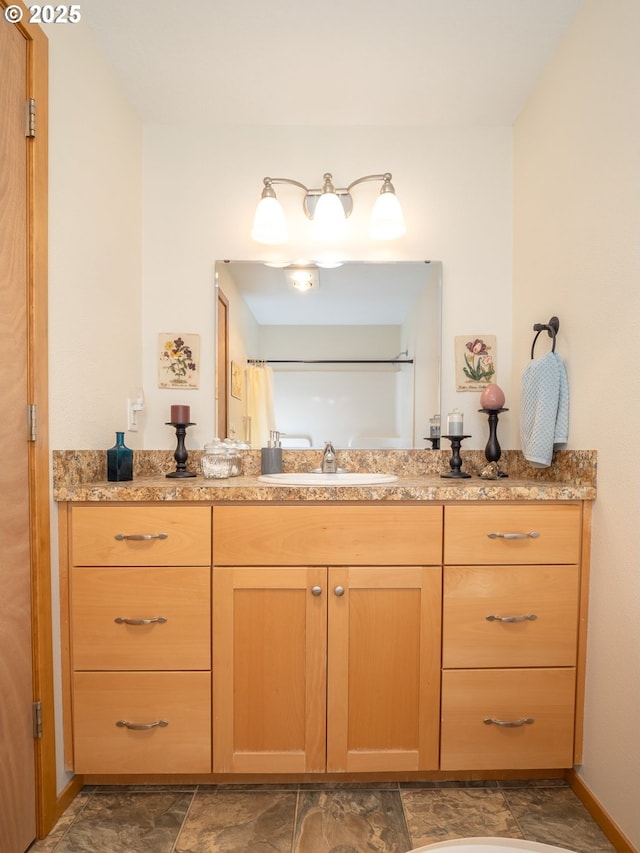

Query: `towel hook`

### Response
(531, 316, 559, 359)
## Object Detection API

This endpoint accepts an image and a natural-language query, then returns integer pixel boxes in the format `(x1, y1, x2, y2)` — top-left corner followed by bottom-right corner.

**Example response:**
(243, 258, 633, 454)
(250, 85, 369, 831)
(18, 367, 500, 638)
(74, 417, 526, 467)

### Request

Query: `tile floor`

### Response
(28, 780, 616, 853)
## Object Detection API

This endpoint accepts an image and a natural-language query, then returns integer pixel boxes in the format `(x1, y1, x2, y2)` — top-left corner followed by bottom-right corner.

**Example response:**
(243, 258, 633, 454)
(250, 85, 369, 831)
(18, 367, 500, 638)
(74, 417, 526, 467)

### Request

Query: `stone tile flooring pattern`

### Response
(28, 781, 616, 853)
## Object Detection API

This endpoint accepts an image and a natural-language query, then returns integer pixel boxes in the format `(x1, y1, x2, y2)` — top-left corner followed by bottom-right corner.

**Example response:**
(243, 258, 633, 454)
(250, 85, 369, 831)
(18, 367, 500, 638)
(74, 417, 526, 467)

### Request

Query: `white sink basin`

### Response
(258, 472, 398, 486)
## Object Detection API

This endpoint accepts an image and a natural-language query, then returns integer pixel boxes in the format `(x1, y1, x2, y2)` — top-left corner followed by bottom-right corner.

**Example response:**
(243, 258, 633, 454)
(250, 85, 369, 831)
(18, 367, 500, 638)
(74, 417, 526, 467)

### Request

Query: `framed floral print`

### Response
(455, 335, 497, 391)
(158, 333, 200, 389)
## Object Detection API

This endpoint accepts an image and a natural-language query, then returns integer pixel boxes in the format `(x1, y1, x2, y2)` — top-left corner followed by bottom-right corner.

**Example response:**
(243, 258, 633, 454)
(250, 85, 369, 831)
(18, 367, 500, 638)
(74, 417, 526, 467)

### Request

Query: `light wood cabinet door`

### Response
(212, 564, 442, 775)
(444, 504, 581, 565)
(212, 566, 327, 773)
(440, 668, 576, 770)
(443, 564, 579, 668)
(71, 567, 211, 671)
(327, 566, 441, 772)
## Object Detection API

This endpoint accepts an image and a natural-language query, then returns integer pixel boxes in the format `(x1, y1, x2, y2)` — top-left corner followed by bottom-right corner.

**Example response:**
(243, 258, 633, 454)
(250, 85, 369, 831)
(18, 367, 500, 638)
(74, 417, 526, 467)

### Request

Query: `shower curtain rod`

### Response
(248, 358, 414, 365)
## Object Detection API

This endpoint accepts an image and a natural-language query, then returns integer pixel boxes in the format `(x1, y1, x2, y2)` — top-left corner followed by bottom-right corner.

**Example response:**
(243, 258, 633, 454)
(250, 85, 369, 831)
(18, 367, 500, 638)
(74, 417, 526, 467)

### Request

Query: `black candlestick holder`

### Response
(479, 407, 509, 477)
(440, 435, 472, 478)
(424, 436, 441, 450)
(165, 422, 197, 478)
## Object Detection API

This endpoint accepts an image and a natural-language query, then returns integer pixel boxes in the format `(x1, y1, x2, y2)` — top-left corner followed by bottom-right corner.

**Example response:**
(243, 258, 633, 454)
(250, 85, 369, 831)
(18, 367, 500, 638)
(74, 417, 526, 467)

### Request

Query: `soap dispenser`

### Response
(261, 430, 283, 474)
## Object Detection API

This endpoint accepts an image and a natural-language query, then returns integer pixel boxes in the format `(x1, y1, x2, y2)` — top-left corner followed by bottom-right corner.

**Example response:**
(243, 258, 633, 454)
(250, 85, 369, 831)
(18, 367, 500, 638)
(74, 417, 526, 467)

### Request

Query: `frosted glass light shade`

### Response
(370, 191, 406, 240)
(251, 196, 288, 244)
(312, 192, 347, 241)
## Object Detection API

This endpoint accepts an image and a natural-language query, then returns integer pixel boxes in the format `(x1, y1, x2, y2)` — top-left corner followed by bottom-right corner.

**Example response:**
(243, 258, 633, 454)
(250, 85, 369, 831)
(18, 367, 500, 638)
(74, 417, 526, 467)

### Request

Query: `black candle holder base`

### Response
(165, 422, 197, 478)
(479, 407, 509, 477)
(441, 435, 472, 478)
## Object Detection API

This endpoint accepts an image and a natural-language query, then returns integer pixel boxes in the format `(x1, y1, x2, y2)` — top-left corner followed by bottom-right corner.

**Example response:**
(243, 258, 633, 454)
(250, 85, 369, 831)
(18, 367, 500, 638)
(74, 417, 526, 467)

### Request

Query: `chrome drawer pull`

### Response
(486, 613, 537, 623)
(114, 532, 168, 541)
(311, 586, 323, 596)
(483, 716, 534, 727)
(116, 719, 169, 731)
(487, 531, 540, 540)
(114, 616, 168, 626)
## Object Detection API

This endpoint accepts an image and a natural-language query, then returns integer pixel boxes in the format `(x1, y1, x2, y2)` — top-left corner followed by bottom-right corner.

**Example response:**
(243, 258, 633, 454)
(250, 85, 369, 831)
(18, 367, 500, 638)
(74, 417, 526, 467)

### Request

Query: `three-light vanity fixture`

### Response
(251, 171, 406, 244)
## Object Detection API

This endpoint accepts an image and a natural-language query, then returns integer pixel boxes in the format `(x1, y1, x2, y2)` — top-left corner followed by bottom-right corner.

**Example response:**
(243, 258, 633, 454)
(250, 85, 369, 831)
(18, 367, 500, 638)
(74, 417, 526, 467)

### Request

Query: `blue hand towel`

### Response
(520, 351, 569, 467)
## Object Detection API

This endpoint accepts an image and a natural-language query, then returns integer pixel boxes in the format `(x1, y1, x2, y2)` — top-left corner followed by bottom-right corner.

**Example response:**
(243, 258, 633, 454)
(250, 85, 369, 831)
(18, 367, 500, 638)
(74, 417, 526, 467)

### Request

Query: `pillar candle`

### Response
(447, 409, 463, 436)
(170, 404, 190, 423)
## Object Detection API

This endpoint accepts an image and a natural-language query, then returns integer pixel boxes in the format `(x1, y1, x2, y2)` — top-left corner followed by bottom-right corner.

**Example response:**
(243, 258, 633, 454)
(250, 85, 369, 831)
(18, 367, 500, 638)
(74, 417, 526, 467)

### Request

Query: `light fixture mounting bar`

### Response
(251, 170, 405, 244)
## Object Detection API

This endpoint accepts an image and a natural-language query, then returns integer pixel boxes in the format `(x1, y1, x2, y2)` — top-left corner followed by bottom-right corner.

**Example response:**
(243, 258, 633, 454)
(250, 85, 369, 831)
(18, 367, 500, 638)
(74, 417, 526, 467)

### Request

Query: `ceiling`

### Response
(78, 0, 583, 127)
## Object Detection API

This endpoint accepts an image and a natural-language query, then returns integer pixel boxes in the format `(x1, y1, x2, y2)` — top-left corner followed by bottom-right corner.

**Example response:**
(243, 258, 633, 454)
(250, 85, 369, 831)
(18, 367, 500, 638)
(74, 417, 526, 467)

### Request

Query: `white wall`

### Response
(141, 126, 514, 451)
(513, 0, 640, 846)
(47, 20, 143, 792)
(48, 22, 143, 452)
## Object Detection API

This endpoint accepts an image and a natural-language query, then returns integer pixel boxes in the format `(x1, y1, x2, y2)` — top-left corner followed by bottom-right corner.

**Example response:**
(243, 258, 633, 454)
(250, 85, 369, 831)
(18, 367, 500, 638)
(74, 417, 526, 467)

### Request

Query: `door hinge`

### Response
(32, 701, 43, 739)
(26, 98, 36, 138)
(28, 404, 37, 441)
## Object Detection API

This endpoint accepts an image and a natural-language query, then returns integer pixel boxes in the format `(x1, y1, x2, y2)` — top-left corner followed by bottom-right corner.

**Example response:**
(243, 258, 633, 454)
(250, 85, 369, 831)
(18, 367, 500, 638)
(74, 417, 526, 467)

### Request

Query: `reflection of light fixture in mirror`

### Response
(283, 266, 319, 293)
(251, 172, 406, 244)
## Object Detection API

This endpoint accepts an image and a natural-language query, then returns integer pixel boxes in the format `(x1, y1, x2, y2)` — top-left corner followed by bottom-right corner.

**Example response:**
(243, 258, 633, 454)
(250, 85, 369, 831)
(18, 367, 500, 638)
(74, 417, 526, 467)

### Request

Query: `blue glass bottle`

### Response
(107, 431, 133, 481)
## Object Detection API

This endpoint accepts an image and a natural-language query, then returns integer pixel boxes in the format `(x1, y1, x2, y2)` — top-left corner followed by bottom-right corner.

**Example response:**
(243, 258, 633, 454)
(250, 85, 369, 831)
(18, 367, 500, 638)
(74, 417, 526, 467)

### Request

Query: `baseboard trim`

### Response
(565, 769, 638, 853)
(54, 775, 84, 826)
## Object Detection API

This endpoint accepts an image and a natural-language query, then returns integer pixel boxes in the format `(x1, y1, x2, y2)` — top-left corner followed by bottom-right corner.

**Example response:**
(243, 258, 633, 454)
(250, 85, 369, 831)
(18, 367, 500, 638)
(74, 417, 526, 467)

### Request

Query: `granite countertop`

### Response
(52, 449, 597, 502)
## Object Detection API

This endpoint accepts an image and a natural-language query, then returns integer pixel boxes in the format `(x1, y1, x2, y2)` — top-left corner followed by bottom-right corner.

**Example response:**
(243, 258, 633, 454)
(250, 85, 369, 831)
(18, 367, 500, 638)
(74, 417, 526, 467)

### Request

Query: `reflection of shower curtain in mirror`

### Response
(245, 364, 276, 448)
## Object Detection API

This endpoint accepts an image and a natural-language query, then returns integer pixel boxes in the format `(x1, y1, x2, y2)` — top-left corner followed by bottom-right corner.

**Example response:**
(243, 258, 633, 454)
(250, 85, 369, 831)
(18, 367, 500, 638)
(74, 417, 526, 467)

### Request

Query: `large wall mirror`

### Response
(215, 260, 441, 449)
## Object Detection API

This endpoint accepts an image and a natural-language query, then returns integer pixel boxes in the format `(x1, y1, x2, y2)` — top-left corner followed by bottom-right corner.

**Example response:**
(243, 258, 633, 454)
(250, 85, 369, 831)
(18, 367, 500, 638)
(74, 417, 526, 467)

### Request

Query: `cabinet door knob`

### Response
(334, 586, 345, 597)
(311, 585, 322, 596)
(486, 614, 537, 623)
(483, 716, 534, 727)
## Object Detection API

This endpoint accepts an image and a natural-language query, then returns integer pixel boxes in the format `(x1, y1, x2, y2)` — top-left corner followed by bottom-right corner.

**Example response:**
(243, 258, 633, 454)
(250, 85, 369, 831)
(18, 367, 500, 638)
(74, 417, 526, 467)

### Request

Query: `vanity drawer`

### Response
(443, 564, 579, 667)
(444, 504, 581, 565)
(440, 667, 576, 770)
(71, 567, 211, 671)
(72, 671, 211, 773)
(70, 505, 212, 566)
(213, 505, 443, 565)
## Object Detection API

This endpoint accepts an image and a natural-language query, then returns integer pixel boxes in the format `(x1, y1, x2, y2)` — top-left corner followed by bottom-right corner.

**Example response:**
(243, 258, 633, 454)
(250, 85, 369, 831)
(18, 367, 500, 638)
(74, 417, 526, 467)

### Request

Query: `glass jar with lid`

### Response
(222, 439, 242, 477)
(201, 439, 231, 479)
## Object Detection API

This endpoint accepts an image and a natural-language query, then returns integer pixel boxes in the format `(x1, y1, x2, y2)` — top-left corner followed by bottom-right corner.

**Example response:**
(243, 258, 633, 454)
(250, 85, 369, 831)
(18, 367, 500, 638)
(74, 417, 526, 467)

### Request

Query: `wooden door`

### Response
(0, 4, 54, 846)
(0, 14, 36, 852)
(212, 566, 327, 773)
(326, 566, 442, 772)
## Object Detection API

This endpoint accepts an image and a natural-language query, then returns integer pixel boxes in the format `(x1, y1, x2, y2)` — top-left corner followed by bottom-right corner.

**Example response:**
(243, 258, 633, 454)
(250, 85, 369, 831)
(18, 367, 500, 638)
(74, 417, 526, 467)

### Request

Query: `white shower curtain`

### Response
(245, 364, 276, 449)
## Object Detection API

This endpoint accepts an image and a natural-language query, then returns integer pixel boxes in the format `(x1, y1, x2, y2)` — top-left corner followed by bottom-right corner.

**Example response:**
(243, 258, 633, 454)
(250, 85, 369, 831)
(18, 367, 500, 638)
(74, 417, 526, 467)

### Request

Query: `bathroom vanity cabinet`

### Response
(59, 496, 590, 780)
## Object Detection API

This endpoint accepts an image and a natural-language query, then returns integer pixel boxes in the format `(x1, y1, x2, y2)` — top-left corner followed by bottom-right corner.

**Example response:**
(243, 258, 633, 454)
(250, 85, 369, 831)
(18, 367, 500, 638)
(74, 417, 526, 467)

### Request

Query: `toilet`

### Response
(409, 838, 577, 853)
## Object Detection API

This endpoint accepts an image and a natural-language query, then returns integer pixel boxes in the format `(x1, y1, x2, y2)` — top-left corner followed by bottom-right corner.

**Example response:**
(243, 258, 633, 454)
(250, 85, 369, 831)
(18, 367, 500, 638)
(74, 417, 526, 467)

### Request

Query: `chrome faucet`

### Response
(321, 441, 338, 473)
